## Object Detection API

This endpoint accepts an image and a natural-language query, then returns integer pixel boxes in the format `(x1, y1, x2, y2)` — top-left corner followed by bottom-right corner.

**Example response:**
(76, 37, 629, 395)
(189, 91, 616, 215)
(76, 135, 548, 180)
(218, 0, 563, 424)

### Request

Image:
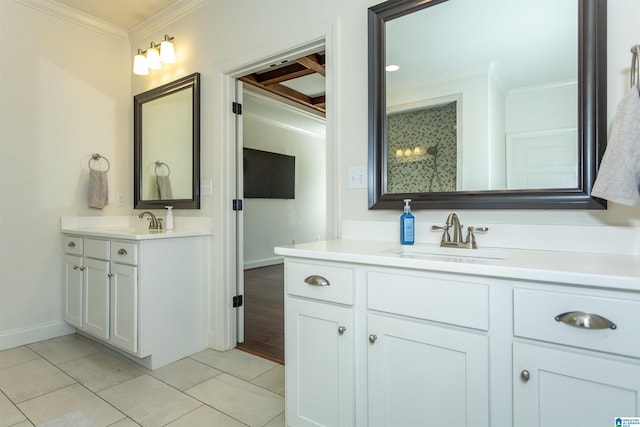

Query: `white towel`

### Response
(156, 175, 173, 200)
(592, 86, 640, 207)
(88, 169, 108, 209)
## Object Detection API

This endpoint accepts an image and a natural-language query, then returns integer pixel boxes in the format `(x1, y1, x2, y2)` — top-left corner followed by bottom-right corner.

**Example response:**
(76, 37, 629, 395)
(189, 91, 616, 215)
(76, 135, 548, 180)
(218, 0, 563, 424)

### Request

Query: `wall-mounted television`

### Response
(243, 148, 295, 199)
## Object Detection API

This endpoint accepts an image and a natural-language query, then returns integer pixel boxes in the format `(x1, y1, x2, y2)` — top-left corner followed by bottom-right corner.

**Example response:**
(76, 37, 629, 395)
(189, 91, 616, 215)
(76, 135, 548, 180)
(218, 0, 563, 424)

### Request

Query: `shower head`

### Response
(426, 146, 438, 156)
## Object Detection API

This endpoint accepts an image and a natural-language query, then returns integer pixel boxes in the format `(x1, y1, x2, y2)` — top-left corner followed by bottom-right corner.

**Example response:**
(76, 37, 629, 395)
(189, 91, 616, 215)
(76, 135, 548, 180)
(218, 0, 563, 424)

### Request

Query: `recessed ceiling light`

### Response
(386, 64, 400, 72)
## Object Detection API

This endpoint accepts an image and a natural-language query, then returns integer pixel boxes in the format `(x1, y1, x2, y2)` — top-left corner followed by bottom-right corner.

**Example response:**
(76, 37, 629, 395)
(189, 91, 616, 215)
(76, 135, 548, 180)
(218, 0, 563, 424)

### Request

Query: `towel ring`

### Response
(88, 153, 110, 172)
(155, 161, 171, 176)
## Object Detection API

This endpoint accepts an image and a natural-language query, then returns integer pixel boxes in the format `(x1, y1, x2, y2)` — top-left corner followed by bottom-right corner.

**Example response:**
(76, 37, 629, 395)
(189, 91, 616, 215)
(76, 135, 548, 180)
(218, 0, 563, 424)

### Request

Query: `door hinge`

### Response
(232, 295, 243, 308)
(232, 199, 243, 211)
(232, 102, 243, 115)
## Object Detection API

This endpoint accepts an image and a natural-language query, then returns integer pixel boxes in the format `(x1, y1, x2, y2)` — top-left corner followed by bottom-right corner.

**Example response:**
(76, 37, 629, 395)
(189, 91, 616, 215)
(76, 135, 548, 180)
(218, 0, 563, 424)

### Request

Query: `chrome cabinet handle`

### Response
(67, 241, 76, 247)
(369, 334, 377, 344)
(520, 370, 530, 382)
(304, 275, 330, 286)
(108, 273, 114, 278)
(117, 248, 128, 255)
(338, 326, 346, 335)
(555, 311, 617, 330)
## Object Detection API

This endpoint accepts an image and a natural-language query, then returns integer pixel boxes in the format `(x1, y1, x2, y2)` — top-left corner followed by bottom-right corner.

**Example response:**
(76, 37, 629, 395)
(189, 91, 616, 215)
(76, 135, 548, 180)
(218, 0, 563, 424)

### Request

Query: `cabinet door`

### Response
(514, 342, 640, 427)
(286, 298, 355, 427)
(63, 254, 83, 328)
(109, 263, 138, 353)
(83, 258, 110, 340)
(368, 314, 489, 427)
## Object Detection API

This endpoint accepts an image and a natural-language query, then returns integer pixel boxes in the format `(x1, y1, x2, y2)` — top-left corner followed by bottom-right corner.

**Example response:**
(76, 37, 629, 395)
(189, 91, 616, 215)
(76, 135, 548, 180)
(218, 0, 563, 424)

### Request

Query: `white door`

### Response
(368, 314, 489, 427)
(63, 254, 83, 328)
(514, 342, 640, 427)
(285, 297, 355, 427)
(83, 257, 110, 340)
(110, 263, 138, 353)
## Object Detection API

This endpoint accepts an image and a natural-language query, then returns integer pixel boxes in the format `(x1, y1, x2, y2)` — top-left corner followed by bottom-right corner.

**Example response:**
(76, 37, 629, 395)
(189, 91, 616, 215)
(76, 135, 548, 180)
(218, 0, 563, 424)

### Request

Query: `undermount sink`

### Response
(395, 245, 511, 260)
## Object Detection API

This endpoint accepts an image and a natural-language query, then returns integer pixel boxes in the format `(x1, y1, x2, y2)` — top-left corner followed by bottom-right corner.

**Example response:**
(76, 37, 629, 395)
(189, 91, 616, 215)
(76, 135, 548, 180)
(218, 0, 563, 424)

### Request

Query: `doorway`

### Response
(233, 46, 328, 364)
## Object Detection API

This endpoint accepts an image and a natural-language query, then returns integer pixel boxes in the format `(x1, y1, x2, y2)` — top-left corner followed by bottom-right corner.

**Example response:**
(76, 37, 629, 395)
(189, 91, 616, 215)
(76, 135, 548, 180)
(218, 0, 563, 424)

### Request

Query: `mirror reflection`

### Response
(368, 0, 607, 210)
(134, 73, 200, 209)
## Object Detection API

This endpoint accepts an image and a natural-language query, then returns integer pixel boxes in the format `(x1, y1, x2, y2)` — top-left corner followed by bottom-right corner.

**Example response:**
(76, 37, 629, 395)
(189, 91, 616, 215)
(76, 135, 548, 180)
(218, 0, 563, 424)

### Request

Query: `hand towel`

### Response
(88, 169, 108, 209)
(591, 86, 640, 207)
(156, 175, 173, 200)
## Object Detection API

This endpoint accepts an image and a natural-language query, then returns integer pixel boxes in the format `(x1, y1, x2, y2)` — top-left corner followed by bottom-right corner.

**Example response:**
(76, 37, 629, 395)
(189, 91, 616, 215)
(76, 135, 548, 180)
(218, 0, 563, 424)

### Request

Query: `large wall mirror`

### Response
(134, 73, 200, 209)
(368, 0, 607, 209)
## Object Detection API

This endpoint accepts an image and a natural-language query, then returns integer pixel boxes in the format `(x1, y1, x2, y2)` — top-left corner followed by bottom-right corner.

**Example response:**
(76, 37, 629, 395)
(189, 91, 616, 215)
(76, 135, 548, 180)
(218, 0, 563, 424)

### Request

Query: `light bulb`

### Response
(133, 49, 149, 75)
(414, 147, 421, 156)
(396, 149, 403, 158)
(146, 43, 161, 70)
(404, 148, 412, 157)
(160, 35, 176, 64)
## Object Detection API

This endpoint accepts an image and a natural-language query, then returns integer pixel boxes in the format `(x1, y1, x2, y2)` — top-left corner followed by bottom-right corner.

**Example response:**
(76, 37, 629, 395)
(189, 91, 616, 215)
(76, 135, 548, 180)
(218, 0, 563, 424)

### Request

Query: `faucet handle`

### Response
(465, 226, 488, 248)
(431, 225, 451, 243)
(157, 218, 163, 230)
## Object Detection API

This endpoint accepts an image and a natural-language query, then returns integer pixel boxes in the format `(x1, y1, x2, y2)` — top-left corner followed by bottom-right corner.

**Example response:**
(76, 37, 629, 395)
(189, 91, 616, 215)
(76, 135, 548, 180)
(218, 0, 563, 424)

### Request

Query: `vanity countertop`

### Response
(61, 226, 212, 240)
(275, 240, 640, 291)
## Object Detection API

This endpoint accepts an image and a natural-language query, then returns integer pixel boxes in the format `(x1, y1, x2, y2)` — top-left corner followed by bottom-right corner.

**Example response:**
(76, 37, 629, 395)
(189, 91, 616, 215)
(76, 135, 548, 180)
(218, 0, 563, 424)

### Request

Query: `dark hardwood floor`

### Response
(236, 264, 285, 364)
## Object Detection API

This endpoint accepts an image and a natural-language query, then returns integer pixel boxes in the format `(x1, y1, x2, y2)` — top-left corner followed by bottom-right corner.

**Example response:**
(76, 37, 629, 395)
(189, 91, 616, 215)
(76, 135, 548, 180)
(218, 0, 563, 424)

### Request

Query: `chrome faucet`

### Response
(432, 213, 488, 249)
(138, 211, 162, 230)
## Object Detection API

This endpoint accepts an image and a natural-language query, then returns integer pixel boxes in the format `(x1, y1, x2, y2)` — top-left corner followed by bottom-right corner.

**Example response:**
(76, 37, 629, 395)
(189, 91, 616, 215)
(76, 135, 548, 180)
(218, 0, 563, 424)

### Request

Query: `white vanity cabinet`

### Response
(512, 287, 640, 427)
(284, 260, 356, 427)
(62, 232, 208, 369)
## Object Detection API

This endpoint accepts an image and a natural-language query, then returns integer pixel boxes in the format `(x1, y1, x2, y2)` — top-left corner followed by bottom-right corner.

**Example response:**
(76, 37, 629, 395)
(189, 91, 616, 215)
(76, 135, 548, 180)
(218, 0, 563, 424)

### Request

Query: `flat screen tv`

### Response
(243, 148, 295, 199)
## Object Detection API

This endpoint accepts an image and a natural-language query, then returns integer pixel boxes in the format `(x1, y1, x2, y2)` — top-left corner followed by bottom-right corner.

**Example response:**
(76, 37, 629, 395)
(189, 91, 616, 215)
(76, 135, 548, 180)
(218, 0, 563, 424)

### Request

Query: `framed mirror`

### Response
(368, 0, 607, 210)
(134, 73, 200, 209)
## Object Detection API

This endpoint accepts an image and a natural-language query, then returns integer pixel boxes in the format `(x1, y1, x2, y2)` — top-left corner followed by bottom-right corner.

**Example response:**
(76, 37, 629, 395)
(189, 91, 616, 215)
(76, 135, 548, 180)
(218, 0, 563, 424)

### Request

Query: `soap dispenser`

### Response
(165, 206, 174, 230)
(400, 199, 415, 245)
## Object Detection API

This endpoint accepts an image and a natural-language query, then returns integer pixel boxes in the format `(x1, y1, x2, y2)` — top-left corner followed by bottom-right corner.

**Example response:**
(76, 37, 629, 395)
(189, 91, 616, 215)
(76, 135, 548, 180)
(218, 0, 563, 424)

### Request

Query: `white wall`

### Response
(0, 0, 131, 348)
(1, 0, 638, 350)
(243, 93, 326, 269)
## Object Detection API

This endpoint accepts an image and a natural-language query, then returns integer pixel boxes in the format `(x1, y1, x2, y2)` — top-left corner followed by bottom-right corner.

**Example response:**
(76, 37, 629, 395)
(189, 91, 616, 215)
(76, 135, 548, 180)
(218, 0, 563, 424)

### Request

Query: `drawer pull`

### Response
(520, 370, 530, 382)
(67, 241, 76, 247)
(369, 334, 378, 344)
(338, 326, 346, 335)
(117, 248, 128, 255)
(304, 275, 330, 286)
(554, 311, 617, 330)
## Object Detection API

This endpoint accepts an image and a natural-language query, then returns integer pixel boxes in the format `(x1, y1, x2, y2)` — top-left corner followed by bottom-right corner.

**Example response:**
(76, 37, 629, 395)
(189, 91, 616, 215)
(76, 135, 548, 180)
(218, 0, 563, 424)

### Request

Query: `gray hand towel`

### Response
(156, 175, 173, 200)
(592, 86, 640, 207)
(88, 169, 108, 209)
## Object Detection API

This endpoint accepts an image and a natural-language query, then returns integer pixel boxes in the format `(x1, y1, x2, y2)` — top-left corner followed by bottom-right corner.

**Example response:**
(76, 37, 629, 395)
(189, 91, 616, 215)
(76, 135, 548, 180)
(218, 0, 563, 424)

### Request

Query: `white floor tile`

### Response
(190, 349, 277, 381)
(0, 390, 28, 427)
(186, 373, 284, 427)
(28, 334, 103, 365)
(0, 358, 75, 403)
(250, 365, 285, 396)
(263, 411, 285, 427)
(57, 350, 145, 392)
(149, 358, 221, 391)
(98, 374, 201, 426)
(0, 346, 40, 370)
(17, 383, 125, 427)
(166, 405, 247, 427)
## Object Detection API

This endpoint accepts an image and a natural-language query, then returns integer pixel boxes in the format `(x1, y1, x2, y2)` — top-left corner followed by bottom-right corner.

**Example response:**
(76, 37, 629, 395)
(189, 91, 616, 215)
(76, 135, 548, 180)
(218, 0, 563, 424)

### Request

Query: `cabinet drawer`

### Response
(286, 260, 354, 305)
(63, 236, 83, 255)
(110, 241, 138, 265)
(368, 271, 489, 331)
(84, 238, 110, 260)
(514, 288, 640, 358)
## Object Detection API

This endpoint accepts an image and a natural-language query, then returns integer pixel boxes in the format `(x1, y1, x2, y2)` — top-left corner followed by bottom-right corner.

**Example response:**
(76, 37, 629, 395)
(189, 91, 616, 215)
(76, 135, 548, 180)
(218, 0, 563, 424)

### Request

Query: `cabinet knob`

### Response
(117, 248, 128, 255)
(108, 273, 114, 278)
(338, 326, 346, 335)
(79, 266, 85, 271)
(304, 275, 330, 286)
(73, 265, 79, 270)
(554, 311, 616, 330)
(67, 241, 76, 247)
(520, 370, 530, 382)
(369, 334, 377, 344)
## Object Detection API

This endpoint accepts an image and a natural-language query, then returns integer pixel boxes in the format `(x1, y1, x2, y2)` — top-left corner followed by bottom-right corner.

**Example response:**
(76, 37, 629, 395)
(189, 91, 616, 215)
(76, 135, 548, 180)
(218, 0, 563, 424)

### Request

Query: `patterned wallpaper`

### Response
(386, 101, 457, 193)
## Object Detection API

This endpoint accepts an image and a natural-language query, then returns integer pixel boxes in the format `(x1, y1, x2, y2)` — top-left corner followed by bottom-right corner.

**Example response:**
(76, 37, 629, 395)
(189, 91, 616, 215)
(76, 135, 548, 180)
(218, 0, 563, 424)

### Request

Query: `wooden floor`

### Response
(236, 264, 285, 364)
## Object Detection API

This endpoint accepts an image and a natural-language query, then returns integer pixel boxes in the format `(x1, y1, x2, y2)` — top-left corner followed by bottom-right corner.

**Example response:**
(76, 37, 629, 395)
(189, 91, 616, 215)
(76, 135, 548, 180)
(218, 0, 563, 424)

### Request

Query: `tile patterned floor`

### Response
(0, 334, 285, 427)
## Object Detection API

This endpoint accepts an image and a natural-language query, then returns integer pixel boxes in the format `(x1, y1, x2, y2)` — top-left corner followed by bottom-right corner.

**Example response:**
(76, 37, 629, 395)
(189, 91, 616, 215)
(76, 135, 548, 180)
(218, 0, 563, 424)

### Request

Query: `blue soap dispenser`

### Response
(400, 199, 415, 245)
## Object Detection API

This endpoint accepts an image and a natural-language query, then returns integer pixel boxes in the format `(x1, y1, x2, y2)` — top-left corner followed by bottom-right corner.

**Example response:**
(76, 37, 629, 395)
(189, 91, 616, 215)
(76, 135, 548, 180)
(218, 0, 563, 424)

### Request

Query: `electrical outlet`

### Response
(348, 166, 367, 189)
(116, 193, 125, 206)
(201, 178, 213, 196)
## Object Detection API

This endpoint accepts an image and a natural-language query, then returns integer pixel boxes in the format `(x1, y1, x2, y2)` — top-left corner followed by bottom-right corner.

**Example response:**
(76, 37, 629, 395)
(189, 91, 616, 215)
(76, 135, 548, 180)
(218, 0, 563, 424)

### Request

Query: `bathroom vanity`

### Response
(276, 240, 640, 427)
(61, 224, 211, 369)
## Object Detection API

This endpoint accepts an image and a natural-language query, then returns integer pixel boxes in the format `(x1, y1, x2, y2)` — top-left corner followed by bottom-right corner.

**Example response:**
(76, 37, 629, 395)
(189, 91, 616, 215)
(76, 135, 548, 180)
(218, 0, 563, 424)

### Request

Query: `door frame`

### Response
(211, 20, 340, 350)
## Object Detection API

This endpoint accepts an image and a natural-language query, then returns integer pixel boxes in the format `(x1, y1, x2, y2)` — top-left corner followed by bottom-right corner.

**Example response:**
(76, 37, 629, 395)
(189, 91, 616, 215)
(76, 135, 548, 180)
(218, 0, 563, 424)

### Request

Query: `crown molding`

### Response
(13, 0, 129, 42)
(128, 0, 209, 42)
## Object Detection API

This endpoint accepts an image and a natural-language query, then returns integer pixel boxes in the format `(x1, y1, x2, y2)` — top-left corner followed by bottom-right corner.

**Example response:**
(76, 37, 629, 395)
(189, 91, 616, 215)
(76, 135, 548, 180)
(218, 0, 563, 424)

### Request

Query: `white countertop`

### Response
(275, 240, 640, 291)
(62, 226, 212, 240)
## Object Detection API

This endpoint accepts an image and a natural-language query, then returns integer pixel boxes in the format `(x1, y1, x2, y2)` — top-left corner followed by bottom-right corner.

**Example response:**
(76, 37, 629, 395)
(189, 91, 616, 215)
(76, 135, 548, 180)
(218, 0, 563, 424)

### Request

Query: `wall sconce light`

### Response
(133, 35, 175, 76)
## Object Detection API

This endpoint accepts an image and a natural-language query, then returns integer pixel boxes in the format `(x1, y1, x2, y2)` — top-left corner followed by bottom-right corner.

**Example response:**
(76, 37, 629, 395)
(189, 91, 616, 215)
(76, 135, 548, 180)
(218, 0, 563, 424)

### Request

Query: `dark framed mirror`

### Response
(134, 72, 200, 209)
(368, 0, 607, 210)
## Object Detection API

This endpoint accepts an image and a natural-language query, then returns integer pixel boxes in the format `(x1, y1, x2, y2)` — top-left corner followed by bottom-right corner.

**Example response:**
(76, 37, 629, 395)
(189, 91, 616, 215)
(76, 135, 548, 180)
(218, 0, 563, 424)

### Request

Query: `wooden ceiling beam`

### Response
(239, 76, 326, 115)
(296, 53, 326, 76)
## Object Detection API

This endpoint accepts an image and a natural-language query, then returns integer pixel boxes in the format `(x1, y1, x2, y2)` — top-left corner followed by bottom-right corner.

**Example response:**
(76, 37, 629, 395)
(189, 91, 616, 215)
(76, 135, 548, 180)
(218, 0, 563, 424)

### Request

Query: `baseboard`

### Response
(0, 321, 75, 351)
(244, 256, 284, 270)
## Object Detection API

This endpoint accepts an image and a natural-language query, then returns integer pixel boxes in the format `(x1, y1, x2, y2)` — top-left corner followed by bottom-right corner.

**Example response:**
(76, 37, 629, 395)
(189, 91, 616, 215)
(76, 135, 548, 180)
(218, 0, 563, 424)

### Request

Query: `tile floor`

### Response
(0, 334, 285, 427)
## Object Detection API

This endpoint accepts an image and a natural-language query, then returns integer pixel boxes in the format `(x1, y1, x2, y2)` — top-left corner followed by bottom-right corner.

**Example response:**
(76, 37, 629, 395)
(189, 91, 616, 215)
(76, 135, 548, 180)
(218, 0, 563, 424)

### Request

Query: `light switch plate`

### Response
(201, 178, 213, 196)
(348, 166, 367, 189)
